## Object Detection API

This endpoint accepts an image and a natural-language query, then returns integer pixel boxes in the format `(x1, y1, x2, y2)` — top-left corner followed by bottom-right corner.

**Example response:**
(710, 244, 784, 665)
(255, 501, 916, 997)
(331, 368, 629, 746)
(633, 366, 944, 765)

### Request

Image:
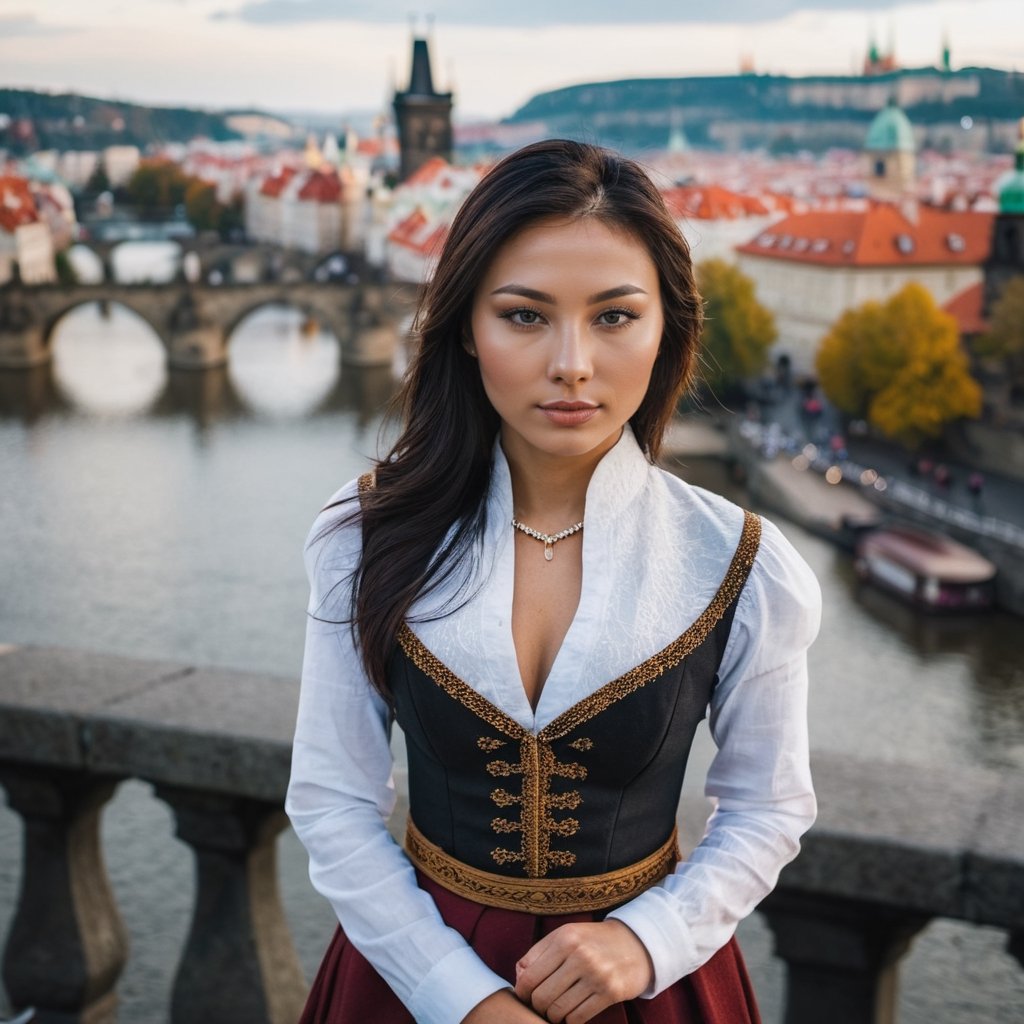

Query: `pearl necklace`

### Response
(511, 517, 584, 561)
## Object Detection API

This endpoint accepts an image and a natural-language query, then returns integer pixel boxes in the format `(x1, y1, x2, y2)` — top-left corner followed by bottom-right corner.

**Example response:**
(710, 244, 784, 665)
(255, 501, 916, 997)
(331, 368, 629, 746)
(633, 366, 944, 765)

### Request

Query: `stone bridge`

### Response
(1, 645, 1022, 1024)
(0, 280, 419, 371)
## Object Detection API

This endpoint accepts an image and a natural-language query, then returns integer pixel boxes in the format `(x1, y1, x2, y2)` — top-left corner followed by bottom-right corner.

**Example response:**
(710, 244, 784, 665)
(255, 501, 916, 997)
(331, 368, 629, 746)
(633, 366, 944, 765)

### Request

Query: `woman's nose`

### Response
(549, 322, 594, 384)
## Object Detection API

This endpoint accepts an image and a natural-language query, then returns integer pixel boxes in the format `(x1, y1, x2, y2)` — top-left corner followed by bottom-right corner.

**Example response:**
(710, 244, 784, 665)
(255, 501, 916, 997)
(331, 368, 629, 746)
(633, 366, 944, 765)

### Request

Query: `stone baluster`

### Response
(760, 890, 931, 1024)
(0, 766, 128, 1024)
(154, 786, 306, 1024)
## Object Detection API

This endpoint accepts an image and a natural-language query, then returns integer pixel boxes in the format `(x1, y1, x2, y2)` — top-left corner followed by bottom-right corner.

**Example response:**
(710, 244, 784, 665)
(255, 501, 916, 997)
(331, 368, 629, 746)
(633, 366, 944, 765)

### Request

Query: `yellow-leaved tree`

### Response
(816, 282, 981, 448)
(696, 259, 777, 396)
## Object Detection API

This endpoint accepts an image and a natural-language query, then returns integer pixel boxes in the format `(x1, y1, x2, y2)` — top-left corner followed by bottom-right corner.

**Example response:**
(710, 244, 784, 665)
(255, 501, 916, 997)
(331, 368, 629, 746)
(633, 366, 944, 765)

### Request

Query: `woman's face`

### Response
(468, 216, 664, 468)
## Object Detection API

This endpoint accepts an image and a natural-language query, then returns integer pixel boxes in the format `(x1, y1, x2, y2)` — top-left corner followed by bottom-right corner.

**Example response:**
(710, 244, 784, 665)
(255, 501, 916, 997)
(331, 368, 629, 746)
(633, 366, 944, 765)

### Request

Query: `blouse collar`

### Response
(486, 425, 653, 539)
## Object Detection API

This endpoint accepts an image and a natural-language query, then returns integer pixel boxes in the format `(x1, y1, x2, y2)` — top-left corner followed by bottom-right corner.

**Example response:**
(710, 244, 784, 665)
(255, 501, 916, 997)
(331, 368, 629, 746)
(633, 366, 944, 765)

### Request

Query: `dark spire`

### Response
(407, 38, 436, 96)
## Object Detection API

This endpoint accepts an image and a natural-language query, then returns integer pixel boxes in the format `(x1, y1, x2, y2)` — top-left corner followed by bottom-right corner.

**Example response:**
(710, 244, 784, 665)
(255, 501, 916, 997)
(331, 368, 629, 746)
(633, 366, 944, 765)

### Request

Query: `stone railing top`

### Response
(780, 752, 1023, 931)
(0, 644, 296, 802)
(1, 644, 1022, 930)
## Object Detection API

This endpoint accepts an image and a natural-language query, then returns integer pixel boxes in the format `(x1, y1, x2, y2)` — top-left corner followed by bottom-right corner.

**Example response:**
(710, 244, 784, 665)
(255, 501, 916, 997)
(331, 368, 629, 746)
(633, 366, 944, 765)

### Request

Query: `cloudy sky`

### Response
(2, 1, 1021, 121)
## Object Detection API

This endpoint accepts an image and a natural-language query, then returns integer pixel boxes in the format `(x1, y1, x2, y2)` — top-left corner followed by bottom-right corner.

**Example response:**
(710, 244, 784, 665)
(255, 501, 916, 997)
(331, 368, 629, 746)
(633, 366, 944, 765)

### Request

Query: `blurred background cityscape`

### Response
(1, 1, 1023, 1022)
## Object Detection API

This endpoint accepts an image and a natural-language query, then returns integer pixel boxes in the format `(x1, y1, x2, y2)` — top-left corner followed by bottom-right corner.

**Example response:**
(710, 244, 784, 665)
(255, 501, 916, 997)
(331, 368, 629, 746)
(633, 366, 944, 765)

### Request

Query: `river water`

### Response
(1, 278, 1022, 1021)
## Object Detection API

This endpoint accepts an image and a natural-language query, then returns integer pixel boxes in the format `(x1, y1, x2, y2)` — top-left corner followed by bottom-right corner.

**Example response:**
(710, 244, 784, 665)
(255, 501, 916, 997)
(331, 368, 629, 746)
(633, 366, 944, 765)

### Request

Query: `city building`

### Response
(383, 156, 482, 282)
(864, 98, 916, 202)
(0, 175, 56, 284)
(393, 35, 453, 182)
(30, 180, 77, 251)
(736, 202, 993, 373)
(56, 150, 101, 190)
(661, 185, 792, 264)
(244, 161, 366, 255)
(863, 30, 898, 77)
(734, 101, 994, 372)
(983, 120, 1024, 315)
(102, 145, 141, 187)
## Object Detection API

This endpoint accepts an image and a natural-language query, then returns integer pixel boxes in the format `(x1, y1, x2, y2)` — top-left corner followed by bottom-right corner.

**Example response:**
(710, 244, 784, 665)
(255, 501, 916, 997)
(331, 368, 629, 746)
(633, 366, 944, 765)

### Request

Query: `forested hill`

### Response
(0, 88, 248, 154)
(505, 66, 1024, 154)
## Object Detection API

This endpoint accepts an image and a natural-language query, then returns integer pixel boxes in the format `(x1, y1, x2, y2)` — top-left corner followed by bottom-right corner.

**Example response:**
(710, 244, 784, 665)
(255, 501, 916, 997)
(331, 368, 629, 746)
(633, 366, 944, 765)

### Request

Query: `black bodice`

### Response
(388, 539, 752, 880)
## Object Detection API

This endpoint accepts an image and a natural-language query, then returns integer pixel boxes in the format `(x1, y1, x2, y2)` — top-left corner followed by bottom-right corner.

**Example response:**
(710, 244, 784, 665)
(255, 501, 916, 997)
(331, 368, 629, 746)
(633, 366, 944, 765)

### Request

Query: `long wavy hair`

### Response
(315, 139, 703, 699)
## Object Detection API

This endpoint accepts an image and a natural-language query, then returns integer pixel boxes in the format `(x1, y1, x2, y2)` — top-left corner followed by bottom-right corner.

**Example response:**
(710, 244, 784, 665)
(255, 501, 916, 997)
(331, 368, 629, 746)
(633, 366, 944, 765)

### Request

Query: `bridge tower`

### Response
(392, 32, 453, 182)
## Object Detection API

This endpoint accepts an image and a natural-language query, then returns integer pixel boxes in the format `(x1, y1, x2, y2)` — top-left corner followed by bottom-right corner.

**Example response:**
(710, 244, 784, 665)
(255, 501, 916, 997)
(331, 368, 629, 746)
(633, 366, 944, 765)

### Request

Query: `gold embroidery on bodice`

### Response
(396, 508, 762, 878)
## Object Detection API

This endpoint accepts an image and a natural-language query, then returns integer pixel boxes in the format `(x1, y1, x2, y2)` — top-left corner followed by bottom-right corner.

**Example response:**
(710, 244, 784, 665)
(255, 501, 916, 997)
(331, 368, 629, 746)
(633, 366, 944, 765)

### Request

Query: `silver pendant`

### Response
(544, 542, 554, 561)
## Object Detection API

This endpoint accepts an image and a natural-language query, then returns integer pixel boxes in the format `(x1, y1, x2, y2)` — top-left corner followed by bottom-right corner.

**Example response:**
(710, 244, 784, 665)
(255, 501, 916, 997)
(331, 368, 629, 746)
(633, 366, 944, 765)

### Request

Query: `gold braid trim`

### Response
(397, 625, 526, 740)
(406, 816, 680, 915)
(540, 509, 761, 741)
(396, 510, 761, 745)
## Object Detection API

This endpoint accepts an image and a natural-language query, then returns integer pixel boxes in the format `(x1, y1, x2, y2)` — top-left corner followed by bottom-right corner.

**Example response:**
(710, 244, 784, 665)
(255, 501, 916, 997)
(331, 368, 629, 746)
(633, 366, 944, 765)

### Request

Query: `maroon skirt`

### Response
(299, 870, 761, 1024)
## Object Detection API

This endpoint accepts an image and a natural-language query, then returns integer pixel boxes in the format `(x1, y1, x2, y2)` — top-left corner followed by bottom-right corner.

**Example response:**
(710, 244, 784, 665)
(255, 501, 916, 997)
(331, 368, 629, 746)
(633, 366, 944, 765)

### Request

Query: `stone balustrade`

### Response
(1, 644, 1022, 1024)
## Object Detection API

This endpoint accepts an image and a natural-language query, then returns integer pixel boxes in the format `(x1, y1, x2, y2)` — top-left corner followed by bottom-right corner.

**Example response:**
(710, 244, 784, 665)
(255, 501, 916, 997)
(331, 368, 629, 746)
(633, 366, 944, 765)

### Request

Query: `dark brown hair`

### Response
(315, 139, 703, 698)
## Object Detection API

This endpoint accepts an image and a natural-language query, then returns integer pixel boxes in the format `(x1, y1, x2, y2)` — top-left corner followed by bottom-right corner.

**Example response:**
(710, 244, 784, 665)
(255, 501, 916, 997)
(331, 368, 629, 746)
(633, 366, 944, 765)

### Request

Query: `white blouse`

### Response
(286, 428, 821, 1024)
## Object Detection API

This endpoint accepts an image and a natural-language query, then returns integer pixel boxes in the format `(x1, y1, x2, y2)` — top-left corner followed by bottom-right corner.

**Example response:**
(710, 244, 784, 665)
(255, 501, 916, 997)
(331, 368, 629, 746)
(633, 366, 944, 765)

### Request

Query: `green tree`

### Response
(124, 160, 189, 218)
(816, 281, 982, 448)
(184, 179, 222, 233)
(976, 275, 1024, 376)
(695, 258, 777, 395)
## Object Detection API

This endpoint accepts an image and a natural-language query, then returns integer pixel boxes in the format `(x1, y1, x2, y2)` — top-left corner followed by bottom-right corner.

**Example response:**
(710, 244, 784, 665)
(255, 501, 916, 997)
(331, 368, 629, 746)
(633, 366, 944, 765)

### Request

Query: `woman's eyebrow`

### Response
(490, 284, 555, 302)
(489, 284, 648, 303)
(588, 285, 648, 303)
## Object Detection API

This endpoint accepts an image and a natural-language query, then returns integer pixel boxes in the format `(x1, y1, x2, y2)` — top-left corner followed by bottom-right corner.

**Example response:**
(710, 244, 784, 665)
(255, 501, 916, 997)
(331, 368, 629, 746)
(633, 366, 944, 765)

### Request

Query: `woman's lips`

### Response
(538, 402, 599, 426)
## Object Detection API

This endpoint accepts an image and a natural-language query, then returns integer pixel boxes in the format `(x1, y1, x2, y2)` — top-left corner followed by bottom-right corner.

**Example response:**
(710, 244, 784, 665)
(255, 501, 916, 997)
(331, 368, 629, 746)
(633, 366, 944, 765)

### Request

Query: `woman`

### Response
(287, 139, 820, 1024)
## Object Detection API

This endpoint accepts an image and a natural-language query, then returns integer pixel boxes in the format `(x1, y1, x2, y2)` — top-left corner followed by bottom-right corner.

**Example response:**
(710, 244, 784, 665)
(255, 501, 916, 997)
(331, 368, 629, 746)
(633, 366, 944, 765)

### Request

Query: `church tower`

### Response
(392, 34, 453, 182)
(864, 96, 916, 202)
(983, 119, 1024, 316)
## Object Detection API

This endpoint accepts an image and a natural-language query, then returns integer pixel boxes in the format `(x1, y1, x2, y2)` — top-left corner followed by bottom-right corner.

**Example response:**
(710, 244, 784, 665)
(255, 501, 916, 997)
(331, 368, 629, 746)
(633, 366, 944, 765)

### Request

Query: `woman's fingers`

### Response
(540, 980, 610, 1024)
(513, 921, 654, 1022)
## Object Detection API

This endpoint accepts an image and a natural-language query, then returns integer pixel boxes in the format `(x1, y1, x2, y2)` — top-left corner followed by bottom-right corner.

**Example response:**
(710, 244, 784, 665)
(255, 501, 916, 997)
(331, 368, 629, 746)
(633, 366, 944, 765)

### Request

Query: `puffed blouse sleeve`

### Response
(605, 514, 821, 997)
(285, 480, 510, 1024)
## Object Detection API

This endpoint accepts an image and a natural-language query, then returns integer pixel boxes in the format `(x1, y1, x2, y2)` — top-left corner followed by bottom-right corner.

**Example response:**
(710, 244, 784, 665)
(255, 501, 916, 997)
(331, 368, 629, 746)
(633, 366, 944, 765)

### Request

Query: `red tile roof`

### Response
(403, 156, 451, 187)
(0, 176, 40, 233)
(297, 169, 342, 202)
(259, 167, 297, 198)
(662, 185, 770, 220)
(943, 281, 989, 336)
(387, 206, 448, 255)
(736, 203, 994, 267)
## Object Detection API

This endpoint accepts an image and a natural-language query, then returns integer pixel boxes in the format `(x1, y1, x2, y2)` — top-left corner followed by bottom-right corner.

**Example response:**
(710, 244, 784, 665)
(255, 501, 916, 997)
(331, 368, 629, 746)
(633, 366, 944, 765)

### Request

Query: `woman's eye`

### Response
(597, 308, 639, 327)
(500, 308, 543, 327)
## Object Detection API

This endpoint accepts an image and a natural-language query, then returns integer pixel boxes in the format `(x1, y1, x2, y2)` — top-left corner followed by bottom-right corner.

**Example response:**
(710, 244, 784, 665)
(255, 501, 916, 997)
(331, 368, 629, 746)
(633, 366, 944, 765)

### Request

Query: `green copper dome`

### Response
(998, 130, 1024, 214)
(865, 98, 916, 153)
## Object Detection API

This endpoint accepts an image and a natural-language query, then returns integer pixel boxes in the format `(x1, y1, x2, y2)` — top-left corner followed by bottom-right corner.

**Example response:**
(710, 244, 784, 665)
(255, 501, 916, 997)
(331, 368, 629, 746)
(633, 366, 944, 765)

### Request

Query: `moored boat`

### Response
(854, 523, 996, 610)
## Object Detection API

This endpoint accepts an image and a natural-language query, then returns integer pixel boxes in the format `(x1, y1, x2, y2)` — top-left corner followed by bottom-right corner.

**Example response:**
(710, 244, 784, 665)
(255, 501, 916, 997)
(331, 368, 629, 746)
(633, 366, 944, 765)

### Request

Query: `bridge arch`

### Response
(46, 299, 170, 416)
(223, 296, 350, 348)
(41, 296, 170, 352)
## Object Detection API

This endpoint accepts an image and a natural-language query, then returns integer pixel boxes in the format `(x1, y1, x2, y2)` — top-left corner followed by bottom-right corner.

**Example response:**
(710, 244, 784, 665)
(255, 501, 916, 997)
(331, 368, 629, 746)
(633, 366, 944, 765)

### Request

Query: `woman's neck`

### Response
(501, 429, 621, 528)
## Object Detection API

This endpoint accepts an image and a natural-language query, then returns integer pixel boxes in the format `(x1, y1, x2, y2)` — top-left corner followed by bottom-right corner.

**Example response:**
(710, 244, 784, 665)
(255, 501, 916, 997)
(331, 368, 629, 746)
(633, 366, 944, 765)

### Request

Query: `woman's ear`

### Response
(462, 328, 477, 358)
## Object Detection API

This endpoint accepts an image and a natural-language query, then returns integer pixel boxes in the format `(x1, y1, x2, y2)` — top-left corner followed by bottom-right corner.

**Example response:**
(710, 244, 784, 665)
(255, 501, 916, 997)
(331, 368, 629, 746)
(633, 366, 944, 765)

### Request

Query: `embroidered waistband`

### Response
(405, 817, 680, 915)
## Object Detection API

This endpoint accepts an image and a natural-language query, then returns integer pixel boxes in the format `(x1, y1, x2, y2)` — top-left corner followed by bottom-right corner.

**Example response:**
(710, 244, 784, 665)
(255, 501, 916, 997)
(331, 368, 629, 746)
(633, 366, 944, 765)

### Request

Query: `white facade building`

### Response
(0, 176, 56, 284)
(735, 202, 993, 373)
(383, 157, 482, 283)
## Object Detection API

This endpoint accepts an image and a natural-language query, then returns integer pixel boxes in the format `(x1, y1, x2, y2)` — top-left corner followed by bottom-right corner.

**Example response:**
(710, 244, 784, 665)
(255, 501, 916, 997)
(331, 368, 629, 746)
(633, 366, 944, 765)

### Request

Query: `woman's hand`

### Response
(513, 920, 654, 1023)
(461, 988, 547, 1023)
